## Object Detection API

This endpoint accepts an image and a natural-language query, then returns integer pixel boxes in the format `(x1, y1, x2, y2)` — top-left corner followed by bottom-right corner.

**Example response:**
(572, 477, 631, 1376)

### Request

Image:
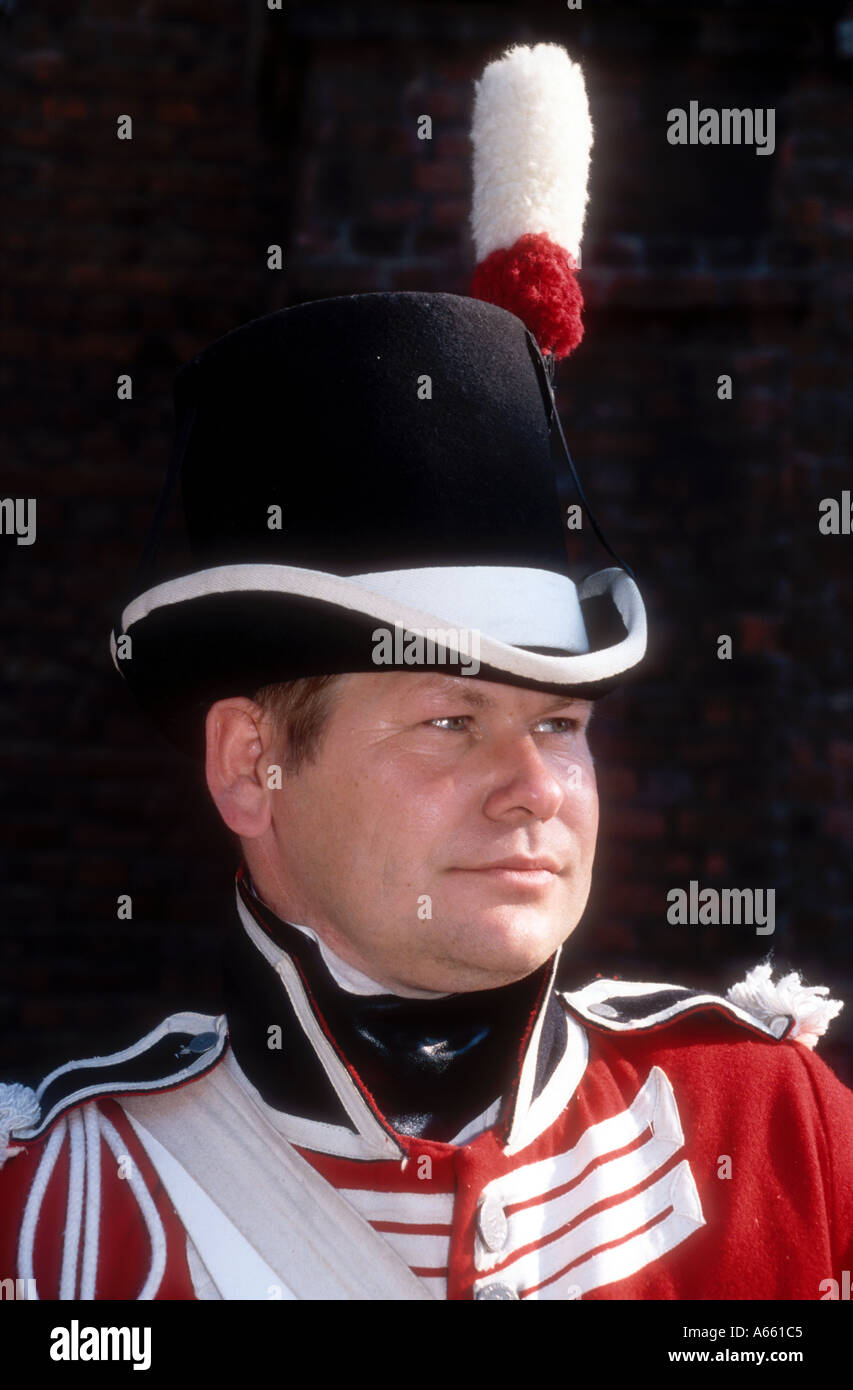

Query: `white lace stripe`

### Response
(481, 1130, 685, 1275)
(475, 1159, 703, 1296)
(476, 1069, 685, 1271)
(366, 1227, 449, 1270)
(18, 1118, 68, 1299)
(97, 1109, 167, 1300)
(335, 1187, 454, 1275)
(481, 1065, 664, 1211)
(336, 1188, 454, 1225)
(59, 1110, 86, 1299)
(80, 1104, 102, 1300)
(526, 1165, 706, 1299)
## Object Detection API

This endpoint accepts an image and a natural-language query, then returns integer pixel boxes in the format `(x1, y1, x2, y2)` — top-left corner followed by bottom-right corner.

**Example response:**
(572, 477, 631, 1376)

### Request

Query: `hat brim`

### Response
(110, 563, 646, 757)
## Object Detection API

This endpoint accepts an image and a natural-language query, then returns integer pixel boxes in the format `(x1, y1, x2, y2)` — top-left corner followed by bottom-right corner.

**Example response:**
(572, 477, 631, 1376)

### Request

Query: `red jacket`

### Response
(2, 887, 851, 1300)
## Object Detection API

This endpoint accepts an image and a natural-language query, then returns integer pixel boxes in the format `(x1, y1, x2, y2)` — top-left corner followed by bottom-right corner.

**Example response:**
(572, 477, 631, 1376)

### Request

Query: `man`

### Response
(1, 44, 851, 1303)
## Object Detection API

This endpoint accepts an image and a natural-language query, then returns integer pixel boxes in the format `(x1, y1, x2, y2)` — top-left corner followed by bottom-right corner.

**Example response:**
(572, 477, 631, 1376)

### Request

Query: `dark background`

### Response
(1, 0, 851, 1086)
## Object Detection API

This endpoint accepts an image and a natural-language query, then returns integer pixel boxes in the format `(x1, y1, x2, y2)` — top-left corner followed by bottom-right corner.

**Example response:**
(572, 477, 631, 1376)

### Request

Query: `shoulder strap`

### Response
(561, 978, 793, 1039)
(562, 966, 843, 1049)
(1, 1012, 228, 1165)
(119, 1052, 434, 1301)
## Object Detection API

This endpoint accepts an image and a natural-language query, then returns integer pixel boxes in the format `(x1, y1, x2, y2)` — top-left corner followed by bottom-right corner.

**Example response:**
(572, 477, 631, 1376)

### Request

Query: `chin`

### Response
(435, 905, 571, 986)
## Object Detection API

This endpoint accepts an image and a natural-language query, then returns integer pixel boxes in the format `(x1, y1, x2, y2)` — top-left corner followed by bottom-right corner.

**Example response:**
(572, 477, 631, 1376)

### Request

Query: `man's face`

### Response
(252, 672, 599, 994)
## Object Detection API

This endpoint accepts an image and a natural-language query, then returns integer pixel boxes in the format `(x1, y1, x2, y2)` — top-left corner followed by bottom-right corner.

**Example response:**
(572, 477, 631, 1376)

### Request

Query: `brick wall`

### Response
(1, 0, 851, 1084)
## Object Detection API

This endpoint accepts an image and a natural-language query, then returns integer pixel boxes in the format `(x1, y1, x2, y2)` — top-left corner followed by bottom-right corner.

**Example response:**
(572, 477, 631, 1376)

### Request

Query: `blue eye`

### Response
(537, 718, 582, 734)
(425, 715, 583, 734)
(427, 716, 470, 731)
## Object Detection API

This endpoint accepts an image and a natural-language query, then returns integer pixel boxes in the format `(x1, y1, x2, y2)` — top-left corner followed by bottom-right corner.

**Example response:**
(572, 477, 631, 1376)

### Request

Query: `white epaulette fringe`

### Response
(726, 964, 843, 1050)
(0, 1082, 40, 1165)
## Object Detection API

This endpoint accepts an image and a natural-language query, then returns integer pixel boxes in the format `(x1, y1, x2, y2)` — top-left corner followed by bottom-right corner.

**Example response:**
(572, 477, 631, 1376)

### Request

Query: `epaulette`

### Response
(561, 963, 843, 1051)
(0, 1010, 227, 1162)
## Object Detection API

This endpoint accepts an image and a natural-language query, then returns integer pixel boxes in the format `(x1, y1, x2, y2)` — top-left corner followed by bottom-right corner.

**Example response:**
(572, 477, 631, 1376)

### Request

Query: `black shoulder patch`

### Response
(561, 979, 793, 1041)
(4, 1011, 229, 1143)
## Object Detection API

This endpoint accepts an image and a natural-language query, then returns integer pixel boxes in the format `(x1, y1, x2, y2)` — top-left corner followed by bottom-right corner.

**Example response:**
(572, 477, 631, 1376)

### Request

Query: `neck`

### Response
(244, 868, 448, 1000)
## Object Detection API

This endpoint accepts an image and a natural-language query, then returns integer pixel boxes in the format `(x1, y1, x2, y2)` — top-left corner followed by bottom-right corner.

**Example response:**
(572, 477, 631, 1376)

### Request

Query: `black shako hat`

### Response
(110, 291, 645, 756)
(110, 46, 647, 756)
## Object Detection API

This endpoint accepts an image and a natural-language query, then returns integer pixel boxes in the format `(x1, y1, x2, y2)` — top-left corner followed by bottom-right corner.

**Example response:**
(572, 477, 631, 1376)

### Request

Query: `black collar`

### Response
(225, 868, 566, 1144)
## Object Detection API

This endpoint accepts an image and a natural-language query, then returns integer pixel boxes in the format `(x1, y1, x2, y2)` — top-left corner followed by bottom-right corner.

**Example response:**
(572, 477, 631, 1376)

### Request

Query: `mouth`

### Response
(449, 858, 561, 889)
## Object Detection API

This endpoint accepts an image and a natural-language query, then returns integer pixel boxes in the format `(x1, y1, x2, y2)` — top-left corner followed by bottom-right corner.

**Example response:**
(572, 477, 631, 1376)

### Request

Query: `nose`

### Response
(480, 732, 567, 823)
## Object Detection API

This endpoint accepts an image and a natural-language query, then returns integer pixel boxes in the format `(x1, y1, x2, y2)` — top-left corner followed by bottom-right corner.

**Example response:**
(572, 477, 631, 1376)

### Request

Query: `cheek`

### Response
(552, 741, 597, 804)
(565, 765, 598, 851)
(327, 764, 444, 871)
(583, 781, 600, 843)
(372, 755, 472, 824)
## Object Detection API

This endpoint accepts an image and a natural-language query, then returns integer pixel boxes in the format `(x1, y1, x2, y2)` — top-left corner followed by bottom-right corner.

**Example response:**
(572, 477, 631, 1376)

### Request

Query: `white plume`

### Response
(727, 964, 843, 1050)
(470, 43, 593, 264)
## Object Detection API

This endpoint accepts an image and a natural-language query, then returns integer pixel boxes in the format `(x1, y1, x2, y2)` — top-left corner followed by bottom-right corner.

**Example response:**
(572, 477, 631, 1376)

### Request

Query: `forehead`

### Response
(344, 670, 593, 714)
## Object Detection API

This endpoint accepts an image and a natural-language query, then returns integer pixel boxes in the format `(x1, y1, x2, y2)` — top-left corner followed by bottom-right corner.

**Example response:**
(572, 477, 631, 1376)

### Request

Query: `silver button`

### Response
(589, 1002, 619, 1018)
(475, 1282, 518, 1300)
(478, 1194, 508, 1252)
(175, 1031, 219, 1059)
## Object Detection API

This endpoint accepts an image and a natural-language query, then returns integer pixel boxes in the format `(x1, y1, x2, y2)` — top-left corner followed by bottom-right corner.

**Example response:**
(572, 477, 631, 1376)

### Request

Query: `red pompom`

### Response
(469, 232, 584, 359)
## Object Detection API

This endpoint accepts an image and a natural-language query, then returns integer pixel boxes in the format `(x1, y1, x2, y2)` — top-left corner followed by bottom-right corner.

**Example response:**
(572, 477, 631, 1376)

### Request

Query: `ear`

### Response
(204, 697, 276, 838)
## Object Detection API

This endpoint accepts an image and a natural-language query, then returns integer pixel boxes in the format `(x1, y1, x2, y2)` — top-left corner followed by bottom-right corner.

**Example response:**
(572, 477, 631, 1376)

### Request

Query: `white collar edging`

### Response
(235, 890, 403, 1158)
(503, 949, 589, 1156)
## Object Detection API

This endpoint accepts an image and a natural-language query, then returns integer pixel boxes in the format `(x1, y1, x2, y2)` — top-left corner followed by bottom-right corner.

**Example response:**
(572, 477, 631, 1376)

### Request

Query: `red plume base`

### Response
(470, 232, 584, 360)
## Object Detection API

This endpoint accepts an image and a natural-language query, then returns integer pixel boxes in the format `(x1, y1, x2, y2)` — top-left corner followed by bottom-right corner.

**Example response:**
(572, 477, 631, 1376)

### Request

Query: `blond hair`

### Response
(252, 673, 347, 773)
